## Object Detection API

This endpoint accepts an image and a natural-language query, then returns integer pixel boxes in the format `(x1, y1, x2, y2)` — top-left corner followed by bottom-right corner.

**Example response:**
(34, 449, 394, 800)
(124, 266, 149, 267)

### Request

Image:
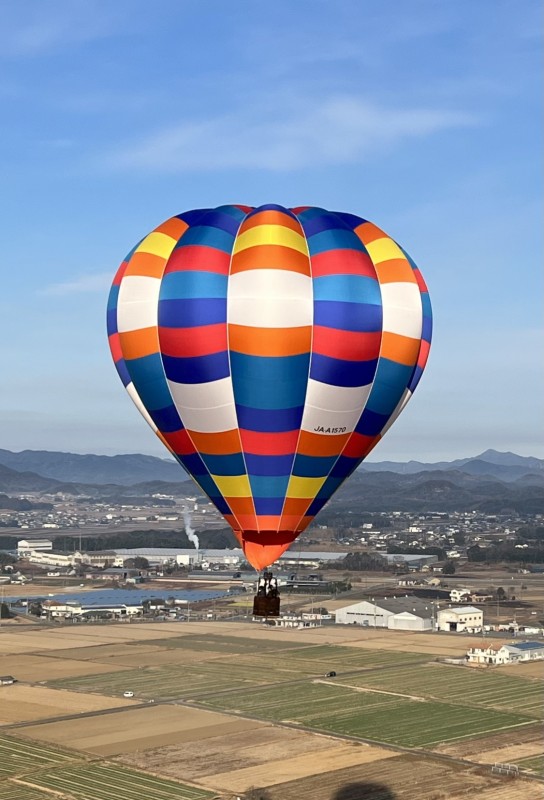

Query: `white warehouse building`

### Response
(335, 597, 434, 631)
(437, 605, 483, 633)
(17, 539, 53, 556)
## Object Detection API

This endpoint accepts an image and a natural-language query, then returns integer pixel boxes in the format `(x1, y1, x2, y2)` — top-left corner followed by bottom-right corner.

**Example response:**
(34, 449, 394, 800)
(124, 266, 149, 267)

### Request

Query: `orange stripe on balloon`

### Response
(240, 210, 302, 233)
(188, 429, 242, 455)
(281, 498, 312, 516)
(297, 430, 351, 457)
(125, 251, 168, 279)
(229, 324, 311, 357)
(354, 221, 388, 245)
(255, 515, 283, 529)
(381, 332, 421, 366)
(154, 217, 189, 239)
(371, 258, 415, 283)
(225, 497, 257, 516)
(119, 327, 158, 360)
(230, 245, 311, 276)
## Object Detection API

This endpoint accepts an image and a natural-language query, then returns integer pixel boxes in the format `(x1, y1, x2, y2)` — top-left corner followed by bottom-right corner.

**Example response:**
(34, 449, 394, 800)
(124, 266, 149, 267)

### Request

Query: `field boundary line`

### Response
(314, 678, 427, 701)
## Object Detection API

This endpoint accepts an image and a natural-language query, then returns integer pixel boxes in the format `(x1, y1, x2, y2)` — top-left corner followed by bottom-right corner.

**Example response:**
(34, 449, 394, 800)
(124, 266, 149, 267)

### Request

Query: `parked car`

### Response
(325, 671, 337, 678)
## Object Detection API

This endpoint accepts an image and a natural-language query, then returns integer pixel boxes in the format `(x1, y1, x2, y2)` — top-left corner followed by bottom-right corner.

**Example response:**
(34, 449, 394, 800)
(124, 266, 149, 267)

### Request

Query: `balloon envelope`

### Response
(107, 205, 432, 570)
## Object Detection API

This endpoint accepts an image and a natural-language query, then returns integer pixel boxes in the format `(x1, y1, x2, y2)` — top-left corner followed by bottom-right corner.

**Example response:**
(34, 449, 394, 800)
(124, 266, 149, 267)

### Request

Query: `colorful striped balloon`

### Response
(107, 204, 432, 570)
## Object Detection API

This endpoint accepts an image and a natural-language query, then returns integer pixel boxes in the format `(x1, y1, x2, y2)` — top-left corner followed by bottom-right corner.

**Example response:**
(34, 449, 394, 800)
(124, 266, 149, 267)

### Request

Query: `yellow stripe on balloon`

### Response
(134, 231, 178, 260)
(233, 225, 308, 255)
(365, 237, 406, 264)
(211, 474, 252, 497)
(286, 475, 327, 499)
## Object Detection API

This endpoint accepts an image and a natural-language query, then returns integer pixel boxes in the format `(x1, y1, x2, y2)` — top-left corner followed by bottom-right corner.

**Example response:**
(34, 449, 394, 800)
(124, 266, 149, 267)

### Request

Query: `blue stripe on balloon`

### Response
(330, 211, 367, 229)
(244, 453, 294, 476)
(292, 454, 337, 477)
(160, 271, 228, 301)
(253, 496, 285, 515)
(307, 229, 367, 256)
(236, 404, 304, 432)
(149, 403, 183, 433)
(210, 495, 232, 515)
(330, 455, 358, 479)
(298, 212, 351, 237)
(107, 285, 119, 311)
(422, 315, 432, 341)
(313, 275, 381, 305)
(355, 408, 390, 437)
(106, 308, 117, 335)
(174, 225, 234, 253)
(161, 351, 230, 383)
(115, 359, 131, 387)
(158, 298, 227, 328)
(421, 292, 432, 318)
(177, 209, 209, 226)
(313, 300, 382, 332)
(201, 452, 246, 476)
(305, 496, 328, 516)
(315, 475, 345, 499)
(125, 354, 171, 407)
(230, 353, 309, 409)
(310, 353, 378, 387)
(197, 209, 242, 235)
(408, 365, 423, 393)
(179, 453, 208, 476)
(249, 475, 290, 498)
(367, 359, 413, 415)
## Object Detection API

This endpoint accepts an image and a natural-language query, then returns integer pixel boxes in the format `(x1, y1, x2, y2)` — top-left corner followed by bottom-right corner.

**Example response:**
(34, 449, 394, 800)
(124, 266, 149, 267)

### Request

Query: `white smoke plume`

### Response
(182, 506, 199, 551)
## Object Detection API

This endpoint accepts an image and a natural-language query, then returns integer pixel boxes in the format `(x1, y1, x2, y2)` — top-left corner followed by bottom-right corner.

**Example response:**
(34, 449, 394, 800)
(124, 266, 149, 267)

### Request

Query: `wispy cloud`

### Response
(101, 95, 478, 173)
(0, 1, 130, 57)
(41, 273, 111, 296)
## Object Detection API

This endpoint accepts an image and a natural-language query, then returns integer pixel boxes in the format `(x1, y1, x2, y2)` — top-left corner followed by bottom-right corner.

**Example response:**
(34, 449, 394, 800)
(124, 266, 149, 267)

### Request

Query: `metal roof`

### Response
(506, 641, 544, 651)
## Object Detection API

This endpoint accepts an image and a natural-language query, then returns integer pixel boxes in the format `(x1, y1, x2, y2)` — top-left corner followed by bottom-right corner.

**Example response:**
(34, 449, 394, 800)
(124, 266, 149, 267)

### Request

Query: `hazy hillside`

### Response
(0, 449, 186, 486)
(0, 448, 543, 514)
(362, 450, 544, 481)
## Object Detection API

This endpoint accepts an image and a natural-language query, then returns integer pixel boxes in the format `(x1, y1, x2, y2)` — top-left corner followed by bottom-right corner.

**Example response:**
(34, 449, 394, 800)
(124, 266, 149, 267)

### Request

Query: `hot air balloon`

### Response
(107, 204, 432, 588)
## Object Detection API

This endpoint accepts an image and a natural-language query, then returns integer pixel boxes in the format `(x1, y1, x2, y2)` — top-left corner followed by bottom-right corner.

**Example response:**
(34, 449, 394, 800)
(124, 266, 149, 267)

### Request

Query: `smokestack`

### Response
(182, 507, 199, 557)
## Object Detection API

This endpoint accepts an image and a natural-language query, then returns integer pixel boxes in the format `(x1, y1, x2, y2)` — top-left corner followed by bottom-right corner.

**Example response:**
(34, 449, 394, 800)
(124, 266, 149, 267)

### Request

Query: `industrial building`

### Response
(335, 597, 434, 630)
(17, 539, 53, 556)
(467, 641, 544, 665)
(383, 553, 438, 570)
(437, 606, 483, 633)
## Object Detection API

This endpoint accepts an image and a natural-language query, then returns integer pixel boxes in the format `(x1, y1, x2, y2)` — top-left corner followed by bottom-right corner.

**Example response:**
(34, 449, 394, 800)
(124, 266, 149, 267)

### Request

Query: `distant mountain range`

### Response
(0, 448, 542, 513)
(362, 450, 544, 482)
(0, 449, 185, 486)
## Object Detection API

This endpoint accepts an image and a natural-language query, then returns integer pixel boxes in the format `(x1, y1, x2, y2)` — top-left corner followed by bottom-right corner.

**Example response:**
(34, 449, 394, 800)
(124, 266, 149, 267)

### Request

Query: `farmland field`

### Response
(202, 680, 535, 747)
(0, 736, 77, 777)
(517, 755, 544, 776)
(23, 763, 214, 800)
(342, 662, 544, 717)
(2, 620, 543, 800)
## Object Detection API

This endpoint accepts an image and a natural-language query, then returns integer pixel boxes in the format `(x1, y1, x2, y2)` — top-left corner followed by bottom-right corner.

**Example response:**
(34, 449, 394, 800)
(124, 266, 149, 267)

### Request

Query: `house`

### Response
(450, 589, 471, 603)
(437, 605, 483, 632)
(467, 641, 544, 665)
(335, 597, 434, 631)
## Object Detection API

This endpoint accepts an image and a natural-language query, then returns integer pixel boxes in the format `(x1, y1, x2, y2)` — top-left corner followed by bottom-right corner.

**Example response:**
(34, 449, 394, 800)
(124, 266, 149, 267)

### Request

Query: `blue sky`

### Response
(1, 0, 542, 461)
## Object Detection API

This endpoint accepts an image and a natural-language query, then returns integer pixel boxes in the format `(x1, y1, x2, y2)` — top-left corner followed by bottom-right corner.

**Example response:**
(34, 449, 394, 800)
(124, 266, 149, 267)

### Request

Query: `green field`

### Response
(0, 784, 53, 800)
(343, 663, 544, 717)
(202, 680, 536, 747)
(48, 644, 430, 700)
(130, 633, 284, 653)
(0, 737, 76, 777)
(23, 763, 214, 800)
(517, 755, 544, 776)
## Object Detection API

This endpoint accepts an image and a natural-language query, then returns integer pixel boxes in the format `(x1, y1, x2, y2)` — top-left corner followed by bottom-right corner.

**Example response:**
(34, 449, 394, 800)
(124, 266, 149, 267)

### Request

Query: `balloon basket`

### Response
(253, 571, 281, 618)
(253, 594, 281, 617)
